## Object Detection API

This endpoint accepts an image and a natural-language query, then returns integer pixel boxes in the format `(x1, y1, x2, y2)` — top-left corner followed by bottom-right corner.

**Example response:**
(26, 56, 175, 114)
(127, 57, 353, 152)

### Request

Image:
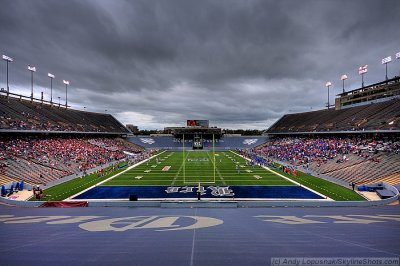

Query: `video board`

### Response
(187, 120, 209, 128)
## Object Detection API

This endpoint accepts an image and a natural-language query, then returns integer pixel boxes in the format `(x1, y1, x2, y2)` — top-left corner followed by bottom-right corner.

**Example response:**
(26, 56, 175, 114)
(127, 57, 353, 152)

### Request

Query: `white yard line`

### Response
(66, 151, 166, 200)
(206, 151, 226, 185)
(230, 150, 332, 200)
(171, 152, 190, 186)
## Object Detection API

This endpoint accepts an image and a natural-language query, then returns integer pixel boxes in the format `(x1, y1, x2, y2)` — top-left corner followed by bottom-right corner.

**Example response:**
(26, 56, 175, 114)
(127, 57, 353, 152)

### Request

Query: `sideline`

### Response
(230, 150, 332, 201)
(66, 151, 166, 200)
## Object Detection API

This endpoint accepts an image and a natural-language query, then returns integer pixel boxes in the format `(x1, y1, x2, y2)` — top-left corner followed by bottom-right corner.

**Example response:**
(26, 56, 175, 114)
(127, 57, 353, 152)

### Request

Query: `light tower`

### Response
(63, 80, 69, 108)
(340, 74, 348, 93)
(27, 65, 36, 101)
(48, 73, 55, 104)
(2, 54, 13, 95)
(381, 56, 392, 81)
(358, 65, 368, 88)
(325, 81, 332, 110)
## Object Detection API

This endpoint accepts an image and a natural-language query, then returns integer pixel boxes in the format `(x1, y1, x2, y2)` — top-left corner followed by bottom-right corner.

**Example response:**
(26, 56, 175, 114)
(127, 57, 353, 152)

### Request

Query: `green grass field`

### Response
(104, 151, 293, 186)
(34, 150, 365, 201)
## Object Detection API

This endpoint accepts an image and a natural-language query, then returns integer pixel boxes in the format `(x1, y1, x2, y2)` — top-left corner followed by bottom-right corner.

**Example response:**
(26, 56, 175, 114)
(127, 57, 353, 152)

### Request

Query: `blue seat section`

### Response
(376, 189, 395, 199)
(128, 136, 191, 149)
(73, 185, 323, 199)
(127, 136, 269, 149)
(213, 136, 269, 149)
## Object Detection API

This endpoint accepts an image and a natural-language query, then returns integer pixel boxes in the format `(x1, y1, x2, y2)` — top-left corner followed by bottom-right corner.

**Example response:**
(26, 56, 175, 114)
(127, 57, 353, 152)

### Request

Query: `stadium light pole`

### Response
(63, 80, 69, 108)
(397, 52, 400, 76)
(58, 96, 60, 107)
(27, 65, 36, 101)
(2, 55, 13, 95)
(340, 74, 348, 93)
(48, 73, 55, 104)
(358, 65, 368, 88)
(325, 81, 332, 110)
(381, 56, 392, 81)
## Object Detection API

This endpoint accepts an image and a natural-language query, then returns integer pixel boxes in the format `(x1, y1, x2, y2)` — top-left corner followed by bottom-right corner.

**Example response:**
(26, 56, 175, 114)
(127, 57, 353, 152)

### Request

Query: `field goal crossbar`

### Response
(182, 134, 216, 185)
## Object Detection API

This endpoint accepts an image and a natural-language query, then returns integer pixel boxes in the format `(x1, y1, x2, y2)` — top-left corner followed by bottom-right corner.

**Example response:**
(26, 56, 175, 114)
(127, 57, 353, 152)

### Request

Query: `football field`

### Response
(103, 151, 294, 186)
(37, 150, 365, 201)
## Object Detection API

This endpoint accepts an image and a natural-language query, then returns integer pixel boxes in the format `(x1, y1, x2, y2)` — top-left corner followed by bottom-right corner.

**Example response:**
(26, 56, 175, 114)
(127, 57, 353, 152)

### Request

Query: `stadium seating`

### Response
(0, 137, 144, 186)
(253, 136, 400, 186)
(359, 171, 400, 185)
(0, 95, 129, 133)
(127, 136, 268, 149)
(267, 98, 400, 133)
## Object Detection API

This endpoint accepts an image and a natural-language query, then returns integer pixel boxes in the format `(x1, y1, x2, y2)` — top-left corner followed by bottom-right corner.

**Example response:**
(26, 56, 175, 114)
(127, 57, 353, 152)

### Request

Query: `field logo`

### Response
(79, 215, 223, 232)
(165, 186, 235, 197)
(140, 138, 155, 145)
(243, 139, 258, 145)
(0, 215, 223, 232)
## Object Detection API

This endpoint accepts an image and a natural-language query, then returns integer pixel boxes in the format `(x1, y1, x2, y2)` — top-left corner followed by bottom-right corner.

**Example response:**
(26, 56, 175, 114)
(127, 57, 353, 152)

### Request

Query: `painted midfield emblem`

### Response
(139, 138, 155, 144)
(243, 139, 258, 145)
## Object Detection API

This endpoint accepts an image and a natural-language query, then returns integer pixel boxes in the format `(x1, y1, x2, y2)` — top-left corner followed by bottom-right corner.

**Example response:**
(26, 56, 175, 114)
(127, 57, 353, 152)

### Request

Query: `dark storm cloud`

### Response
(0, 0, 399, 129)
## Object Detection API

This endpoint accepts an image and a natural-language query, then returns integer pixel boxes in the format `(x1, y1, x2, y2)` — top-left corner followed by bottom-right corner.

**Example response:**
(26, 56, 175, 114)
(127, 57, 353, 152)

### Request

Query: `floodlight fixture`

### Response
(396, 52, 400, 59)
(2, 55, 13, 62)
(358, 65, 368, 75)
(358, 65, 368, 87)
(27, 65, 36, 72)
(381, 56, 392, 80)
(27, 65, 36, 100)
(48, 73, 55, 79)
(381, 56, 392, 64)
(2, 54, 13, 93)
(340, 74, 348, 93)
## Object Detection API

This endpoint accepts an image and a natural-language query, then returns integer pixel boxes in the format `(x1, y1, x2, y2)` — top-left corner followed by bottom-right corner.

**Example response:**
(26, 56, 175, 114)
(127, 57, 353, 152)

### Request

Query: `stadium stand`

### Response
(257, 127, 400, 186)
(0, 137, 144, 186)
(359, 171, 400, 185)
(0, 95, 129, 133)
(128, 136, 268, 149)
(266, 98, 400, 133)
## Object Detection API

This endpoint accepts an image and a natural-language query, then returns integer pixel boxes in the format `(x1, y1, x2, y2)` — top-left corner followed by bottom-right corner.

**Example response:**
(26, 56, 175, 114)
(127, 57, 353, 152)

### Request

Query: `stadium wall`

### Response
(1, 182, 398, 208)
(265, 129, 400, 135)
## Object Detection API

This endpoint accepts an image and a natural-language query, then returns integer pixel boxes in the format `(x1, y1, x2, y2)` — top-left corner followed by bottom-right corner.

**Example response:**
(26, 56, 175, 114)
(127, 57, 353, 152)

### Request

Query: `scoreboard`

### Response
(187, 120, 209, 128)
(193, 135, 203, 149)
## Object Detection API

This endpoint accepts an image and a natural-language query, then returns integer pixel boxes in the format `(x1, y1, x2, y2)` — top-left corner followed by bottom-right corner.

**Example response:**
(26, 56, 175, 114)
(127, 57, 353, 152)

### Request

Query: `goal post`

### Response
(182, 133, 216, 185)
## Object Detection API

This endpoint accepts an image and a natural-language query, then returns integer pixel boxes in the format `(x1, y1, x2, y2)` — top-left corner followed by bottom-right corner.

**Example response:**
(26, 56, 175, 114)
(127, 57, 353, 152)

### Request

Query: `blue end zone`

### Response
(73, 185, 324, 199)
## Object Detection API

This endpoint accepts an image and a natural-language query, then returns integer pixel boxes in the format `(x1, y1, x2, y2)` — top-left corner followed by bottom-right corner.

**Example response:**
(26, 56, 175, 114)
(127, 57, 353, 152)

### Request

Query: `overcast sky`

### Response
(0, 0, 399, 130)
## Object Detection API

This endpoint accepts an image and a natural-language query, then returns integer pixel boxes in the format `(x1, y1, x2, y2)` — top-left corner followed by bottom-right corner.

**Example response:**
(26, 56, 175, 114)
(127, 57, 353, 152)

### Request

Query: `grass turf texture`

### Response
(29, 163, 127, 201)
(270, 162, 366, 201)
(30, 151, 365, 201)
(103, 151, 293, 186)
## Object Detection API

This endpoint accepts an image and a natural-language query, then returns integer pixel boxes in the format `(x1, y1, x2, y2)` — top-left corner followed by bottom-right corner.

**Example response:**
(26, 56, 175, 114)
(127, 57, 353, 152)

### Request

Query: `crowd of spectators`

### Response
(0, 137, 144, 176)
(248, 136, 400, 167)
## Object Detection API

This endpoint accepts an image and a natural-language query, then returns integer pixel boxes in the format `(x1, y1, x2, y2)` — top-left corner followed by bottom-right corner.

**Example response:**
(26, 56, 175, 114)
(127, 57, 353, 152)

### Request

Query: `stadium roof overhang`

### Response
(265, 129, 400, 135)
(0, 129, 129, 135)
